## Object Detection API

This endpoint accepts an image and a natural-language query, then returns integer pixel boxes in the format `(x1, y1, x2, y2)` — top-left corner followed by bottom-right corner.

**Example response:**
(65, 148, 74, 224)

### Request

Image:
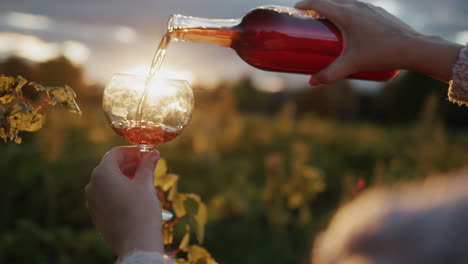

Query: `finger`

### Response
(309, 54, 355, 85)
(97, 146, 140, 179)
(103, 146, 140, 167)
(134, 150, 160, 185)
(295, 0, 343, 20)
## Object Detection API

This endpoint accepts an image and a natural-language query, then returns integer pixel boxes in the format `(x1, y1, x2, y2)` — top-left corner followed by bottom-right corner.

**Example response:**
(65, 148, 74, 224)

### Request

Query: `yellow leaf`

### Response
(163, 225, 174, 245)
(175, 259, 189, 264)
(168, 183, 178, 201)
(0, 76, 80, 144)
(173, 194, 187, 218)
(288, 192, 304, 209)
(0, 94, 14, 104)
(195, 202, 207, 244)
(0, 75, 15, 92)
(187, 245, 218, 264)
(0, 76, 22, 104)
(156, 173, 179, 192)
(178, 224, 190, 250)
(49, 85, 82, 114)
(15, 76, 28, 91)
(9, 110, 45, 132)
(154, 158, 168, 182)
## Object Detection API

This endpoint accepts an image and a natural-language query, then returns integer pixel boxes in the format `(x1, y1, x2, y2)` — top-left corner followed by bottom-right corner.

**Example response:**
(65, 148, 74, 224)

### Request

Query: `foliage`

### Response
(2, 57, 468, 264)
(154, 159, 216, 264)
(0, 75, 81, 144)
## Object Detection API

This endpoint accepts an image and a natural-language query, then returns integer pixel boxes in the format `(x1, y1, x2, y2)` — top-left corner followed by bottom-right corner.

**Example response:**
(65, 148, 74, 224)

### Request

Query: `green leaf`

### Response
(184, 196, 200, 216)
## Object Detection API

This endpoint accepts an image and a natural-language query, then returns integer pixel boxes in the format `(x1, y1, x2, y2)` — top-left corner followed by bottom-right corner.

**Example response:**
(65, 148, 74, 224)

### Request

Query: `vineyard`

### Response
(1, 57, 468, 263)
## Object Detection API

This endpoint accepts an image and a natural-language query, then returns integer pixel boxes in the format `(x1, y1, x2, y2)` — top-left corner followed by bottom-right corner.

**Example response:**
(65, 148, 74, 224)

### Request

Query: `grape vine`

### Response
(154, 159, 217, 264)
(0, 75, 81, 144)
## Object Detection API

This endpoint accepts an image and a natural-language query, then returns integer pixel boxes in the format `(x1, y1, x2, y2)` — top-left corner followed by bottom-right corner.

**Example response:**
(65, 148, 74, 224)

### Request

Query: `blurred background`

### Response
(1, 0, 468, 263)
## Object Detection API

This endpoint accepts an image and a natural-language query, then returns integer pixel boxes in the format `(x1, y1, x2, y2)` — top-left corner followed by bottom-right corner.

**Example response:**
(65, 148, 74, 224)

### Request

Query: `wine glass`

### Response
(103, 73, 194, 220)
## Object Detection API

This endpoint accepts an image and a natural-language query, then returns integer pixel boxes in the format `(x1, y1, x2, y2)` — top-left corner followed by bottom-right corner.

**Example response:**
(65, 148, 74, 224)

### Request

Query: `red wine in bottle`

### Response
(169, 6, 399, 81)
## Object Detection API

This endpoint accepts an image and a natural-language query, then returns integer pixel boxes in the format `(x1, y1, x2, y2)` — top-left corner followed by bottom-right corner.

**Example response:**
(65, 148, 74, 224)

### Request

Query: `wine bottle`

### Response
(168, 5, 400, 81)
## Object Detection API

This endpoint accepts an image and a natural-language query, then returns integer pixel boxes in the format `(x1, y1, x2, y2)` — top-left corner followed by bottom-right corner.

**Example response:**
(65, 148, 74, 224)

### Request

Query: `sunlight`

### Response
(5, 12, 52, 31)
(253, 75, 285, 93)
(113, 26, 138, 44)
(455, 31, 468, 45)
(16, 39, 58, 62)
(124, 64, 195, 83)
(63, 40, 91, 65)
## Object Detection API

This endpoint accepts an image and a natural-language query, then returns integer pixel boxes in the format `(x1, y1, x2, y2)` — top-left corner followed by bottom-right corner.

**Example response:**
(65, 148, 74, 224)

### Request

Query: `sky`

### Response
(1, 0, 467, 91)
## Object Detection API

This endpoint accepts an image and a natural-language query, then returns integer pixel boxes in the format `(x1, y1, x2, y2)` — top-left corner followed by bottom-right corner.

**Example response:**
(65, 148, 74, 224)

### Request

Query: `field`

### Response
(1, 58, 468, 263)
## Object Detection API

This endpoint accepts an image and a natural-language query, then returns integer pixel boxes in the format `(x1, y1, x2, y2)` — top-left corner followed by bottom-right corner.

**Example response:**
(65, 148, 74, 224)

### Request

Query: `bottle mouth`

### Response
(167, 14, 182, 32)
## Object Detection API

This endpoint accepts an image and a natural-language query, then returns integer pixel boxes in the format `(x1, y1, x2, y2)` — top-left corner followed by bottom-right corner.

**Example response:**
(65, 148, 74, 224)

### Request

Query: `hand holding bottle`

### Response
(85, 147, 163, 259)
(295, 0, 463, 85)
(169, 5, 398, 82)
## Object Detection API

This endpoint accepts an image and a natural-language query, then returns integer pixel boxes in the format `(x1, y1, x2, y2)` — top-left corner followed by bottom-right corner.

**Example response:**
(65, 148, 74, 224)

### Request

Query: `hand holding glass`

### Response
(103, 73, 194, 220)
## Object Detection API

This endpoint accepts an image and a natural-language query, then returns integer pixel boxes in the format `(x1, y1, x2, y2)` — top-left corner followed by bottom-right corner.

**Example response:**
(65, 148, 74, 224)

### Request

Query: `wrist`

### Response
(405, 33, 464, 82)
(119, 240, 164, 260)
(119, 224, 164, 259)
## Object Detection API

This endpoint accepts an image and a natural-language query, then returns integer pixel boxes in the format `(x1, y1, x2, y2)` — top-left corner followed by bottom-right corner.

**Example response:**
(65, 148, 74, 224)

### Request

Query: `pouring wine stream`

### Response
(134, 33, 172, 152)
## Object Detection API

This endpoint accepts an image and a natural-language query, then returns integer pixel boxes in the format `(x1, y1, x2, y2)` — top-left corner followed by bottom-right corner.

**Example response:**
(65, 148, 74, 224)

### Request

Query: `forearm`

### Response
(405, 34, 464, 83)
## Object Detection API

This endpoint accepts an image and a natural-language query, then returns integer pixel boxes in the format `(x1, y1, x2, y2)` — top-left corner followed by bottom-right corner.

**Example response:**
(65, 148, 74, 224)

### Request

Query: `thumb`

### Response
(310, 54, 354, 85)
(134, 151, 160, 185)
(295, 0, 342, 21)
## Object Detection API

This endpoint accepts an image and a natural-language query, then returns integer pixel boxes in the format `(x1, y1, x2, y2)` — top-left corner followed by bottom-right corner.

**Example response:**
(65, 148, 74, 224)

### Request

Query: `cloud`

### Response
(0, 32, 90, 64)
(5, 12, 52, 31)
(0, 11, 139, 44)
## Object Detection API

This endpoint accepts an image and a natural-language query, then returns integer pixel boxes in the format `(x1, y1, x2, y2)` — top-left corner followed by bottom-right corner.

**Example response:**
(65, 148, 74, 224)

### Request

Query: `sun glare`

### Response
(113, 26, 138, 44)
(253, 75, 285, 93)
(63, 40, 91, 65)
(455, 31, 468, 45)
(124, 64, 195, 83)
(16, 37, 58, 62)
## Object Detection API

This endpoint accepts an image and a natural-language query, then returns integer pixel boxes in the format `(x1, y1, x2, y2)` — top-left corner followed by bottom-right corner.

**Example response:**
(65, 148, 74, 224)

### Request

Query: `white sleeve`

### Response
(448, 44, 468, 106)
(117, 251, 174, 264)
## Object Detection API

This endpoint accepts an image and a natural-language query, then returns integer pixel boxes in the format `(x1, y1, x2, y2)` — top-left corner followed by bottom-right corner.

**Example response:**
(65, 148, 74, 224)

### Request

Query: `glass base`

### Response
(162, 210, 173, 221)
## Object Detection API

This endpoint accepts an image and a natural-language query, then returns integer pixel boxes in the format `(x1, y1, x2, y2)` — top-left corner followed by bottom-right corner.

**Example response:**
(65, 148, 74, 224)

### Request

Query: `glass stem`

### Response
(138, 144, 155, 153)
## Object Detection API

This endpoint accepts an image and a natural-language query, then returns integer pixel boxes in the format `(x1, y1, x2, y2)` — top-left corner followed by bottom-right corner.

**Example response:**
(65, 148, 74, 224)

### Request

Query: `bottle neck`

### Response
(167, 15, 241, 48)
